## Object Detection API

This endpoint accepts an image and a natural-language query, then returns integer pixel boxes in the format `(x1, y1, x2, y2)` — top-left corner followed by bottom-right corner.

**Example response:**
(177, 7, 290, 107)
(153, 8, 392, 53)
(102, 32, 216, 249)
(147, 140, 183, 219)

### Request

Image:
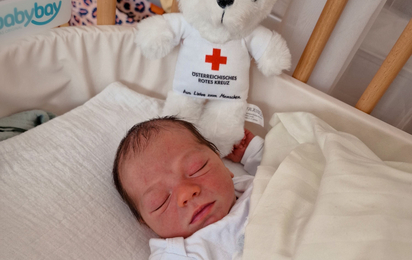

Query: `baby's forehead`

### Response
(121, 125, 204, 183)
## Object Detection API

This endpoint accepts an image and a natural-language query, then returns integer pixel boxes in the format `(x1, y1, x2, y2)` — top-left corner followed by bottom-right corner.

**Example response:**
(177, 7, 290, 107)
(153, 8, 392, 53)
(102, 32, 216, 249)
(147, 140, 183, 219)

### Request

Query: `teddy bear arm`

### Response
(198, 100, 247, 157)
(135, 15, 180, 59)
(256, 32, 292, 77)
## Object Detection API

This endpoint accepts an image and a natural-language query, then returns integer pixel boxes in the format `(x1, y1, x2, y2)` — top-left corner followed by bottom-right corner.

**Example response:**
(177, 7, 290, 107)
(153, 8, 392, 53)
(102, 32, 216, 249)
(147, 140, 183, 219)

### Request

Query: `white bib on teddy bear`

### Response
(164, 14, 273, 101)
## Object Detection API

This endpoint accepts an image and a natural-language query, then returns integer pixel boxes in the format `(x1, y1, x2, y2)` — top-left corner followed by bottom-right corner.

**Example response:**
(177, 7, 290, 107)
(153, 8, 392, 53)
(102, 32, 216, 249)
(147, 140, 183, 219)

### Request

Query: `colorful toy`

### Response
(70, 0, 163, 26)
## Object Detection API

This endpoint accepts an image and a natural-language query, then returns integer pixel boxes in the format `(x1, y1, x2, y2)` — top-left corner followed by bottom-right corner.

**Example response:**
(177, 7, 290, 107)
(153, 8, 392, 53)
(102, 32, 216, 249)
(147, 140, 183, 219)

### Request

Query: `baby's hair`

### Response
(112, 116, 219, 223)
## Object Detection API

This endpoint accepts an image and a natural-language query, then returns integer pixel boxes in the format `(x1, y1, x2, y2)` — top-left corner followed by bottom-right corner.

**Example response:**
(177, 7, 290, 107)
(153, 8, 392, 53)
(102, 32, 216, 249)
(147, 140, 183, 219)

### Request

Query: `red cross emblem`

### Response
(205, 48, 227, 71)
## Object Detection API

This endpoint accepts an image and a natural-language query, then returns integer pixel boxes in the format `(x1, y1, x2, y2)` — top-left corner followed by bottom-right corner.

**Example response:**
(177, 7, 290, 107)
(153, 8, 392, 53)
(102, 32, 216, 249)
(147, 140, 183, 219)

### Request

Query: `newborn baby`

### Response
(112, 116, 263, 259)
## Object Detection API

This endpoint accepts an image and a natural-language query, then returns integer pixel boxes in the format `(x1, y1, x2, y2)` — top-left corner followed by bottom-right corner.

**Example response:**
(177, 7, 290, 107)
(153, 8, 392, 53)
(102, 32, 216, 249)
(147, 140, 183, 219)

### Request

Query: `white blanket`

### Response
(243, 112, 412, 260)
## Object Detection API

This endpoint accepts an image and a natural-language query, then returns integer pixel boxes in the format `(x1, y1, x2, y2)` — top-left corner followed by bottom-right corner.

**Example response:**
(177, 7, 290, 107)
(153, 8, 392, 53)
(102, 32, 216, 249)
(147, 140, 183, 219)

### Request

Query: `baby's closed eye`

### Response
(145, 192, 170, 213)
(189, 160, 208, 176)
(153, 195, 170, 212)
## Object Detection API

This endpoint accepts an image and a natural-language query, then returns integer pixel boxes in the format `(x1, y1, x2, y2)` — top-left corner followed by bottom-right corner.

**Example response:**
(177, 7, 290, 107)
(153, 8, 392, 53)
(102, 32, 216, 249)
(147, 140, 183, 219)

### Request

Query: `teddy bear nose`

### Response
(217, 0, 234, 9)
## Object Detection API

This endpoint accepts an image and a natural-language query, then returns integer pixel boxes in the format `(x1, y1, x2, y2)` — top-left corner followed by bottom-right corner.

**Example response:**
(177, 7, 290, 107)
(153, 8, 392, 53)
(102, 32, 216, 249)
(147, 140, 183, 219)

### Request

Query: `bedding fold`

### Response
(243, 112, 412, 260)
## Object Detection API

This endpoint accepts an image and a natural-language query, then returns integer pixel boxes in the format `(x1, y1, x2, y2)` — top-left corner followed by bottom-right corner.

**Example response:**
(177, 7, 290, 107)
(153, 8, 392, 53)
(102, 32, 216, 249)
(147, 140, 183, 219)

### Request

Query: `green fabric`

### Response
(0, 110, 55, 141)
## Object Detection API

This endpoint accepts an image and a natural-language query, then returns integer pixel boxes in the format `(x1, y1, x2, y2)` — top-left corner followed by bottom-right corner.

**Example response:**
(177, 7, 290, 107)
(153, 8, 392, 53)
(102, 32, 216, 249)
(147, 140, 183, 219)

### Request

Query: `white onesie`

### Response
(163, 13, 273, 101)
(149, 136, 264, 260)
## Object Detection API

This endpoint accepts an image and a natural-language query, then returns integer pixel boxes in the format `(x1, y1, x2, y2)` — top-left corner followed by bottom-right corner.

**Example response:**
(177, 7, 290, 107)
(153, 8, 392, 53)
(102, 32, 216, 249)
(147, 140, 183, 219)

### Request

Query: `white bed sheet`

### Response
(243, 112, 412, 260)
(0, 82, 247, 260)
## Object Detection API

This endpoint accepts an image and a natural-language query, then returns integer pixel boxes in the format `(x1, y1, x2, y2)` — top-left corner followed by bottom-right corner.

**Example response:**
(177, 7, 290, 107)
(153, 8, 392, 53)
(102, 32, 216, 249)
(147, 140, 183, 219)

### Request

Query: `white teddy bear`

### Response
(135, 0, 291, 157)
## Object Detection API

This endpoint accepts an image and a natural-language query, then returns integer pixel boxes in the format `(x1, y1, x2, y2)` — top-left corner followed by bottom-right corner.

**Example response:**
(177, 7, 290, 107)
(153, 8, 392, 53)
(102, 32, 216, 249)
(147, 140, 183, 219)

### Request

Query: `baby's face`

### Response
(121, 127, 236, 238)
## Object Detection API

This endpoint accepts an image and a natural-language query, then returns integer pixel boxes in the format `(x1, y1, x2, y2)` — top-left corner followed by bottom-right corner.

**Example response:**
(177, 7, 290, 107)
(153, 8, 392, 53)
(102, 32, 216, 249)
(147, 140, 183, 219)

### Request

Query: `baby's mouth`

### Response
(190, 202, 215, 224)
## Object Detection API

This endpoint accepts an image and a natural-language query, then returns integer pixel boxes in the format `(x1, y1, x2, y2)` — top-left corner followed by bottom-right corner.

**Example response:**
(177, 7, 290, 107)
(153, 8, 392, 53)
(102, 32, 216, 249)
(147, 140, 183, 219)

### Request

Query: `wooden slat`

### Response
(355, 18, 412, 114)
(292, 0, 348, 83)
(171, 0, 179, 13)
(97, 0, 116, 25)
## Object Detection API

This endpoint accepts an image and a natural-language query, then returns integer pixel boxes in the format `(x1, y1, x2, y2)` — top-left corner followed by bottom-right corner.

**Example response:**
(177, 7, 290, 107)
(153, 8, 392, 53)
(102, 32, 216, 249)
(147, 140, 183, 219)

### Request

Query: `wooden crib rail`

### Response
(96, 0, 178, 25)
(292, 0, 412, 115)
(355, 18, 412, 114)
(171, 0, 179, 13)
(292, 0, 348, 83)
(97, 0, 116, 25)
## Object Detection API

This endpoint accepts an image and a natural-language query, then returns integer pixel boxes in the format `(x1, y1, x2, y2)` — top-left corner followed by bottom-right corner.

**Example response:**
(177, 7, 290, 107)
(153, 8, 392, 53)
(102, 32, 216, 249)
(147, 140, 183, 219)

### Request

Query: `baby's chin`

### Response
(155, 217, 221, 239)
(181, 217, 221, 238)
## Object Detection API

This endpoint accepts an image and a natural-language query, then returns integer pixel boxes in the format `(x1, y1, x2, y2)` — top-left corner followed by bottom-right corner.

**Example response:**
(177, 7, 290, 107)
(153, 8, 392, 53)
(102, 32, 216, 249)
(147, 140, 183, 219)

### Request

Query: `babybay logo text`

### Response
(0, 1, 62, 30)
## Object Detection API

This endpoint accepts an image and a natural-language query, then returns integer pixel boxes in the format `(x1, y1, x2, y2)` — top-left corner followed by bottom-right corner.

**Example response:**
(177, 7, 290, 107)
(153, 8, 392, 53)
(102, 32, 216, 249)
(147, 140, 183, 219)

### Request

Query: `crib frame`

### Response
(0, 0, 411, 160)
(96, 0, 412, 115)
(1, 2, 412, 259)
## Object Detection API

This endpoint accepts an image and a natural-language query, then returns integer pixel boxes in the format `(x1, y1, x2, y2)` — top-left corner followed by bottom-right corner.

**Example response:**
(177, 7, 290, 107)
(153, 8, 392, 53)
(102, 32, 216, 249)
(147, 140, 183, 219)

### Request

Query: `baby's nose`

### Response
(177, 184, 201, 207)
(217, 0, 234, 9)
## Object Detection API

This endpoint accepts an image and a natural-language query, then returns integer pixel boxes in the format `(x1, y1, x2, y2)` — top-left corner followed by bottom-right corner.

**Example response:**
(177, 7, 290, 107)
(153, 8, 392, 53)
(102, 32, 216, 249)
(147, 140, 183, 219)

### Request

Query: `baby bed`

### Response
(1, 0, 412, 259)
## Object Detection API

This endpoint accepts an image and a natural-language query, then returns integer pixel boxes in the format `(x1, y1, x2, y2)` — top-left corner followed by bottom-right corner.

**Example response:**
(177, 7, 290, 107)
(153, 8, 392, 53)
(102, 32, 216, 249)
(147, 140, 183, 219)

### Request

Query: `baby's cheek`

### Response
(149, 211, 186, 238)
(209, 175, 235, 201)
(207, 175, 232, 191)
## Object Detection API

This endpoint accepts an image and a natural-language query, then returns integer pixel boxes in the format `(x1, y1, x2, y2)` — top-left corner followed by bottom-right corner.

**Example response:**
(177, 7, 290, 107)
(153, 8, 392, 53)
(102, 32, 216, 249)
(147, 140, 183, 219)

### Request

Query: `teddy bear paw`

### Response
(135, 16, 176, 59)
(258, 33, 292, 77)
